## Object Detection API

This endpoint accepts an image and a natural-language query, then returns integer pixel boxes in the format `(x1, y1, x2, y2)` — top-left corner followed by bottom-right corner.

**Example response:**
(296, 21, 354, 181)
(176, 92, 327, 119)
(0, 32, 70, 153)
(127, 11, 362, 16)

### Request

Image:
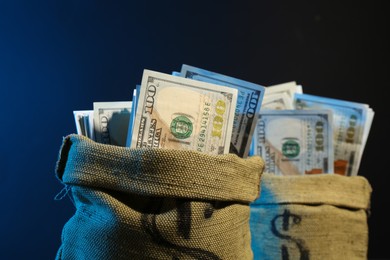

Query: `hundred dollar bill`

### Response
(93, 101, 132, 147)
(131, 69, 238, 155)
(180, 64, 265, 158)
(73, 110, 94, 140)
(252, 109, 334, 175)
(294, 93, 373, 176)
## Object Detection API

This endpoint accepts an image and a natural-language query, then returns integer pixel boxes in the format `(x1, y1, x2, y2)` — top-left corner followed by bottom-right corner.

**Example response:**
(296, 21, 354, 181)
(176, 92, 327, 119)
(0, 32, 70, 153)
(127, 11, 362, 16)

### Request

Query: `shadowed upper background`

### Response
(0, 1, 388, 259)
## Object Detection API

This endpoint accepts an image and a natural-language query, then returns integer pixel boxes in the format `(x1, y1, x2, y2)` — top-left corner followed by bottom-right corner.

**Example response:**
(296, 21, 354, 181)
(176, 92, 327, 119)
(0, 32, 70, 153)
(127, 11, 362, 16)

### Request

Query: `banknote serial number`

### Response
(197, 100, 228, 152)
(197, 102, 211, 152)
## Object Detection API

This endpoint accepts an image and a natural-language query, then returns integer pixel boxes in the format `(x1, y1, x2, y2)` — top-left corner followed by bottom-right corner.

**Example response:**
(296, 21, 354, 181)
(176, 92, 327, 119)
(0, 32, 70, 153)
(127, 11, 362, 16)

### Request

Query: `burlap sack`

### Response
(250, 173, 372, 260)
(54, 134, 265, 260)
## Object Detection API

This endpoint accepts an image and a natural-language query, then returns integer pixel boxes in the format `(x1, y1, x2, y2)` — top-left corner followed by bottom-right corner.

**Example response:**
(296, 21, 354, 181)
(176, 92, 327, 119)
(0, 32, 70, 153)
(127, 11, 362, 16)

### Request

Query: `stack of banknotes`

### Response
(73, 64, 374, 176)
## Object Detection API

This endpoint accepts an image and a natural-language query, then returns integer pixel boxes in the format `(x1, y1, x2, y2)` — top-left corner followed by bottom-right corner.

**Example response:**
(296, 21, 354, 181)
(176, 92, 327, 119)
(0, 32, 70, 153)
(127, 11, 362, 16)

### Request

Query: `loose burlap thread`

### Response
(250, 172, 372, 260)
(55, 134, 265, 260)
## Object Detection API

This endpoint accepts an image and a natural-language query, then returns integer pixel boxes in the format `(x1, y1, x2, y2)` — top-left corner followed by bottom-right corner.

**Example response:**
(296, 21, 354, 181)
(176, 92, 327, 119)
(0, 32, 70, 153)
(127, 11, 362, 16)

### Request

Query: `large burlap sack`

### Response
(250, 173, 372, 260)
(54, 134, 264, 260)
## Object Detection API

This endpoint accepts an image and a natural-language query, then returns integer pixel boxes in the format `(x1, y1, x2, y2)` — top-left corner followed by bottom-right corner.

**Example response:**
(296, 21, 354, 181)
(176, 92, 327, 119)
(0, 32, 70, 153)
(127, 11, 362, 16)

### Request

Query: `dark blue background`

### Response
(0, 1, 388, 259)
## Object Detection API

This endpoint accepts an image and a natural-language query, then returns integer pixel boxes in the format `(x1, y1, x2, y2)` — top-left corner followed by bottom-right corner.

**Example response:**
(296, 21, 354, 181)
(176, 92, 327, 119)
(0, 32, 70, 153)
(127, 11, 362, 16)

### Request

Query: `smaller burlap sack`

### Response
(54, 134, 264, 260)
(250, 173, 372, 260)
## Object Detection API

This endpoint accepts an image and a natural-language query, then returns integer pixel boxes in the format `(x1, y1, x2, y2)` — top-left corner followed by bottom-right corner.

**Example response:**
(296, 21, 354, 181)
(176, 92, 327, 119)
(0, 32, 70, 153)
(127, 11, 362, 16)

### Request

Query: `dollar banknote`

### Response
(130, 69, 238, 155)
(252, 109, 334, 175)
(73, 110, 94, 140)
(294, 93, 374, 176)
(180, 64, 265, 158)
(93, 101, 132, 146)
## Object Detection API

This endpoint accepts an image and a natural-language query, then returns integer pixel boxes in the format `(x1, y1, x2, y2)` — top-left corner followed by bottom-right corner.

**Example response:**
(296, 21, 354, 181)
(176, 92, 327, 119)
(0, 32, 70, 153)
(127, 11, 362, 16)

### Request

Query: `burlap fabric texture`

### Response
(54, 134, 265, 260)
(250, 172, 372, 260)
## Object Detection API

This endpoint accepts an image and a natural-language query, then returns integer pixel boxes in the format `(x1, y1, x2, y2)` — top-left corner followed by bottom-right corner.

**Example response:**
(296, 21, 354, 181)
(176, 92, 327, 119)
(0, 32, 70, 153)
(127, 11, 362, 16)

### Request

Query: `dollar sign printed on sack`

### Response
(271, 209, 310, 260)
(141, 199, 221, 260)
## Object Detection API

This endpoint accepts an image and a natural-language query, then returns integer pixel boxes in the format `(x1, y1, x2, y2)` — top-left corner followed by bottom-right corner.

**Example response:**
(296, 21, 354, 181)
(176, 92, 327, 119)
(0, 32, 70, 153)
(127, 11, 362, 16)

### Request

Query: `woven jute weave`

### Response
(54, 134, 265, 260)
(250, 172, 372, 260)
